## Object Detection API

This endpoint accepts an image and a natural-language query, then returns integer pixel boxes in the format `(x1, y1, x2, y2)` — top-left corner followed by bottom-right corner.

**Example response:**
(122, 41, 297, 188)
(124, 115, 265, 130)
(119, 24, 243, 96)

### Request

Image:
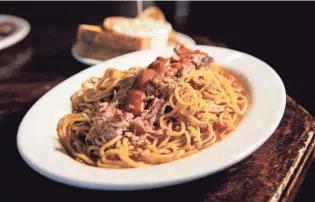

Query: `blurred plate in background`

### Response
(0, 14, 30, 51)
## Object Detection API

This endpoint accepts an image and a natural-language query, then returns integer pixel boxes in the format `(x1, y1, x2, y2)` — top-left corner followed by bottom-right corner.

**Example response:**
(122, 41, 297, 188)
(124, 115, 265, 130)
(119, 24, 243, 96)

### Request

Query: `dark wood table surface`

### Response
(1, 2, 315, 202)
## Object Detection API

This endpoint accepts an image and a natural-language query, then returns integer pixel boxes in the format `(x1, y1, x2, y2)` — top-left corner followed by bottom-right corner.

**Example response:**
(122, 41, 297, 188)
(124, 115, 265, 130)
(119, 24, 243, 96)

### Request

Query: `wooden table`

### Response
(1, 26, 314, 202)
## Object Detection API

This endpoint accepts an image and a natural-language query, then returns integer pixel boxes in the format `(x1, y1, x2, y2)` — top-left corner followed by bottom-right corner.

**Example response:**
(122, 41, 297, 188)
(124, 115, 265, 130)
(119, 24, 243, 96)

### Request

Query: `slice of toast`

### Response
(75, 6, 179, 60)
(77, 23, 151, 52)
(137, 6, 166, 21)
(77, 24, 102, 44)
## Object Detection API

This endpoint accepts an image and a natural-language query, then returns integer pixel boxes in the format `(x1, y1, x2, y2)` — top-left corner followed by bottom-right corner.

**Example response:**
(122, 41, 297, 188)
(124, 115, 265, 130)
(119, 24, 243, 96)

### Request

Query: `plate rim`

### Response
(17, 45, 286, 190)
(0, 14, 30, 51)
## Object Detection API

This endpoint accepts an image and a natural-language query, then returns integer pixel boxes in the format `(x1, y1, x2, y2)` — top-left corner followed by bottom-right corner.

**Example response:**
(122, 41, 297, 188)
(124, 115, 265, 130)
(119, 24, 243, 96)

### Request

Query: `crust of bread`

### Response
(75, 7, 179, 59)
(75, 38, 177, 61)
(77, 24, 102, 43)
(137, 6, 166, 21)
(76, 24, 178, 59)
(94, 29, 151, 51)
(77, 23, 151, 52)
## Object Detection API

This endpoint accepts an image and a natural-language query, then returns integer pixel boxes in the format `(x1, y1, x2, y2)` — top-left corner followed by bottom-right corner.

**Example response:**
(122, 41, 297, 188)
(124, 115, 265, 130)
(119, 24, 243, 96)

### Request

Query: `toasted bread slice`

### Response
(93, 29, 151, 51)
(77, 24, 102, 44)
(75, 7, 180, 60)
(77, 23, 151, 52)
(75, 37, 177, 61)
(137, 6, 166, 21)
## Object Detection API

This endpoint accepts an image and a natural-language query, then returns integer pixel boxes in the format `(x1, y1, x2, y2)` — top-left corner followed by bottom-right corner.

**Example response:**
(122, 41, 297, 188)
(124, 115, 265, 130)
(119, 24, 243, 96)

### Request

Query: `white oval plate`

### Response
(17, 45, 286, 190)
(71, 32, 196, 66)
(0, 14, 30, 51)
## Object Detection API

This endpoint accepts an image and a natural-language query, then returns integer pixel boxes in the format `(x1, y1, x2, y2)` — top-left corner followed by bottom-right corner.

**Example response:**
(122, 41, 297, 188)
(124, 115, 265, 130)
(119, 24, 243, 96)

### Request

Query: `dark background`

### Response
(1, 1, 314, 202)
(1, 1, 314, 114)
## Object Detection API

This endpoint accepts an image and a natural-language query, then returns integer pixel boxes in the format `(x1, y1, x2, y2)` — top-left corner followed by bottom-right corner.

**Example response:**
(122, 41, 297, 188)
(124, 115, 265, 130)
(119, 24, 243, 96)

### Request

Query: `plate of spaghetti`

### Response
(17, 45, 286, 190)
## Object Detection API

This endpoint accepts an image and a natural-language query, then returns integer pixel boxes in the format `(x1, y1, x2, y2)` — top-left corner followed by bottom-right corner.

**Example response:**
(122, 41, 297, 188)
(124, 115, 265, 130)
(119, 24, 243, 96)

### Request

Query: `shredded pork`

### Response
(112, 75, 136, 105)
(151, 76, 179, 98)
(131, 98, 165, 135)
(86, 45, 213, 142)
(86, 103, 134, 142)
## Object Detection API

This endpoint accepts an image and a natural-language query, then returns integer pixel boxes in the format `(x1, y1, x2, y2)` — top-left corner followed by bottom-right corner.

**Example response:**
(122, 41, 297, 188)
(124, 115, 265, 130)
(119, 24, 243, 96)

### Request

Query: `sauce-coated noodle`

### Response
(57, 47, 249, 168)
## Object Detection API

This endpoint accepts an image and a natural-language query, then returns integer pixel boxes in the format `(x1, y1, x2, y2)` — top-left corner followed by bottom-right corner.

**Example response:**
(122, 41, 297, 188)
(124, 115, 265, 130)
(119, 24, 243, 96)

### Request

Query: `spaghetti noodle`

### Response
(57, 45, 249, 168)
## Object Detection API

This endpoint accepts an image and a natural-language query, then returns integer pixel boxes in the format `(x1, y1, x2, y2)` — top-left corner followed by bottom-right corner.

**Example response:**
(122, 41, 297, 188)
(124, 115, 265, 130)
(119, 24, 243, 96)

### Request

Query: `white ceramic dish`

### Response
(17, 45, 286, 190)
(71, 32, 197, 66)
(0, 14, 30, 51)
(113, 19, 172, 49)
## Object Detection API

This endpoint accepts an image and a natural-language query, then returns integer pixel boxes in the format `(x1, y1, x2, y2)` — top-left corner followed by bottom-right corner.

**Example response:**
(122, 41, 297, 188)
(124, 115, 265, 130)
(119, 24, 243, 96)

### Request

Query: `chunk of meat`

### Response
(146, 45, 214, 80)
(159, 101, 171, 117)
(151, 76, 179, 98)
(174, 44, 213, 74)
(131, 117, 147, 135)
(143, 98, 165, 124)
(131, 117, 164, 135)
(86, 103, 134, 142)
(137, 69, 156, 89)
(124, 90, 146, 116)
(148, 57, 170, 75)
(113, 75, 136, 105)
(176, 62, 196, 77)
(131, 98, 166, 135)
(145, 82, 158, 96)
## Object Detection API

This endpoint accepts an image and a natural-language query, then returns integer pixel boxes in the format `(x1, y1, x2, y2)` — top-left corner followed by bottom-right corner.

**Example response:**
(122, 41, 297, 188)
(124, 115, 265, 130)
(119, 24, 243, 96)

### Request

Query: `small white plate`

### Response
(0, 14, 30, 51)
(17, 45, 286, 190)
(71, 32, 196, 66)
